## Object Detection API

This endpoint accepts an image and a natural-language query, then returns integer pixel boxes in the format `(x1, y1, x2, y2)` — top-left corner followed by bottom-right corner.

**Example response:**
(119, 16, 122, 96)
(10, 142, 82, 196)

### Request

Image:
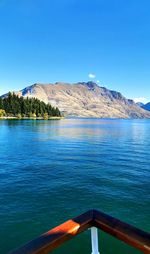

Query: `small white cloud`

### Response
(133, 97, 147, 104)
(96, 80, 100, 83)
(88, 73, 96, 79)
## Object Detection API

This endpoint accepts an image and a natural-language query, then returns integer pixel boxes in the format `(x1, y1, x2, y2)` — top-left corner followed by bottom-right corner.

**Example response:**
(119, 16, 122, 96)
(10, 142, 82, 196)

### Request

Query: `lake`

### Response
(0, 119, 150, 254)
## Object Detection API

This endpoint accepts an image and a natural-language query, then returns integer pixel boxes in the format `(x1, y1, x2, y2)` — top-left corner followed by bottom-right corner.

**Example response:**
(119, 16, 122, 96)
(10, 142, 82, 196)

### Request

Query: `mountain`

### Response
(136, 101, 150, 112)
(141, 102, 150, 111)
(136, 102, 145, 107)
(2, 82, 150, 118)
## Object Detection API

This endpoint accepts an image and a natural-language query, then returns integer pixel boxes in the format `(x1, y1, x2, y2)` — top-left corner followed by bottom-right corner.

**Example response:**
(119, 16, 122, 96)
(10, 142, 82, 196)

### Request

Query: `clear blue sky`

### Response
(0, 0, 150, 102)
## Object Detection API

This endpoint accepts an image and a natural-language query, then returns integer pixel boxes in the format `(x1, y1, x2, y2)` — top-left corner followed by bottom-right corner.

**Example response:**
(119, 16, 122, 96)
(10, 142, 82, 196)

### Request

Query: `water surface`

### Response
(0, 119, 150, 253)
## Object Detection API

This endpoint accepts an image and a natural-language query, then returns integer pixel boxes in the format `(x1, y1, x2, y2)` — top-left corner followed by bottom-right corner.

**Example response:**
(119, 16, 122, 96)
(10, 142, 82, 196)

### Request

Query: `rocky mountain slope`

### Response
(3, 82, 150, 118)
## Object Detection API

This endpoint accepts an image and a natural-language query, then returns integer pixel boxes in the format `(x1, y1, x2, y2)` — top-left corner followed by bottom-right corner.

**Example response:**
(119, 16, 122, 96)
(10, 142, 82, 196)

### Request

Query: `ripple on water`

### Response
(0, 119, 150, 254)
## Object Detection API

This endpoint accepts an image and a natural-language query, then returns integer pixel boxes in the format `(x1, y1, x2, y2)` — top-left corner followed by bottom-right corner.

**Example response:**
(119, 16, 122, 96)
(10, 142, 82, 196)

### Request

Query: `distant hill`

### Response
(136, 101, 150, 112)
(136, 102, 145, 107)
(141, 102, 150, 111)
(2, 81, 150, 118)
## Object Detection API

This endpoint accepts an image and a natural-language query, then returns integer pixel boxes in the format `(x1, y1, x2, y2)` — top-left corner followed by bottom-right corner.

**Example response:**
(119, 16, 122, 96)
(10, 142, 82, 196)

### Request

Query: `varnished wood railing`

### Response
(9, 209, 150, 254)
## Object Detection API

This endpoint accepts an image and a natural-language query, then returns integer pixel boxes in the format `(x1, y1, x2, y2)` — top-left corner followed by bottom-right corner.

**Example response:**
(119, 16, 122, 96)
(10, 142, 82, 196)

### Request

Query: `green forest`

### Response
(0, 92, 61, 118)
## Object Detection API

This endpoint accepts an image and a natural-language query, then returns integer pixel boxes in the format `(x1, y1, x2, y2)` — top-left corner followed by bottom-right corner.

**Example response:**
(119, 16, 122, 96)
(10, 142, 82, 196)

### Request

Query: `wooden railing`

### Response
(9, 209, 150, 254)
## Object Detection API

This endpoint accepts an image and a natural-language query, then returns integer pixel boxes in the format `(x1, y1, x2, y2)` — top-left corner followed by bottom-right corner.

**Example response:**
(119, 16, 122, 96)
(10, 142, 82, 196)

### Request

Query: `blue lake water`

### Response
(0, 119, 150, 254)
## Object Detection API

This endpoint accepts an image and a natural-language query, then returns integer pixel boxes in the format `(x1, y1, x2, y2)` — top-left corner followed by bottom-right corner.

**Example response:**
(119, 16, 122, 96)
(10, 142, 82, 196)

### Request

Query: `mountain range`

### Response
(2, 82, 150, 118)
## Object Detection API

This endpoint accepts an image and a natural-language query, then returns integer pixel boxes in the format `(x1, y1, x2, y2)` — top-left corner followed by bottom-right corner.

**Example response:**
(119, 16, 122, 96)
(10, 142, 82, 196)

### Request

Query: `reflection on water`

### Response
(27, 119, 129, 140)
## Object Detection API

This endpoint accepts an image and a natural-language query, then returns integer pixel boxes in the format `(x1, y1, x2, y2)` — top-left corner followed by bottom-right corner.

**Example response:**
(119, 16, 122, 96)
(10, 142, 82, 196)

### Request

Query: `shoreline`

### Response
(0, 116, 64, 120)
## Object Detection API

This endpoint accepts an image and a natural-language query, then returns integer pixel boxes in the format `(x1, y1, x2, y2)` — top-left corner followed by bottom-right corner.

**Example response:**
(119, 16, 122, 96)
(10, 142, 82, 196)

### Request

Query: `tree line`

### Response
(0, 92, 61, 118)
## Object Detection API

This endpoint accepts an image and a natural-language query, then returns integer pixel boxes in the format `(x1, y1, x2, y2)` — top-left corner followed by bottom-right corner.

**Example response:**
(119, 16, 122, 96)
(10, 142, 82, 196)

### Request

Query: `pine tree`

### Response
(0, 93, 61, 118)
